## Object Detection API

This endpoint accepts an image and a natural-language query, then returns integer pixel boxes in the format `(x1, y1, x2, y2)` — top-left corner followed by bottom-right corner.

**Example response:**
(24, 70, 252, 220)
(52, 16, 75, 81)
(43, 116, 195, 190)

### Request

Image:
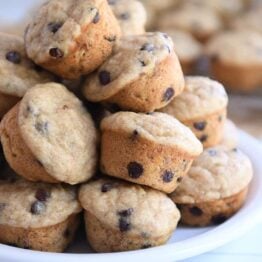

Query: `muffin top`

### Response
(160, 76, 228, 121)
(0, 32, 53, 97)
(164, 29, 202, 61)
(101, 111, 203, 156)
(171, 147, 253, 203)
(0, 177, 81, 228)
(79, 177, 180, 236)
(18, 83, 98, 185)
(108, 0, 146, 35)
(83, 32, 175, 101)
(206, 30, 262, 65)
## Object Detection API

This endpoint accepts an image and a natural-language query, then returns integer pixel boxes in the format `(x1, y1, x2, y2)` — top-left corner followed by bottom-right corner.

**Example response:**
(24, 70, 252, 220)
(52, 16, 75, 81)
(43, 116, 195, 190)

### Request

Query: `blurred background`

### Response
(0, 0, 261, 139)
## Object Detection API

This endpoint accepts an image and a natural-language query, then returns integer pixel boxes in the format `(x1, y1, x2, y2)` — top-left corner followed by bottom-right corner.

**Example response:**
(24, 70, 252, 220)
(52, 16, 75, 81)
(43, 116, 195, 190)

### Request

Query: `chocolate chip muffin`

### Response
(219, 119, 238, 150)
(25, 0, 121, 79)
(206, 30, 262, 92)
(83, 32, 185, 112)
(79, 177, 180, 252)
(100, 112, 203, 193)
(160, 76, 228, 148)
(156, 5, 223, 43)
(163, 29, 203, 75)
(0, 177, 81, 252)
(108, 0, 146, 36)
(0, 83, 98, 185)
(170, 147, 253, 226)
(0, 33, 54, 119)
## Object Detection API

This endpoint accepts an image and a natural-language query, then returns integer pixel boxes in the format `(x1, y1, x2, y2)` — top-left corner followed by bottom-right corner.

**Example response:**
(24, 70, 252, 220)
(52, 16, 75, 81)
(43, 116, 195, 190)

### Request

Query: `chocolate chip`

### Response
(177, 177, 183, 183)
(35, 188, 51, 202)
(35, 121, 49, 136)
(200, 134, 208, 142)
(130, 130, 139, 140)
(127, 162, 144, 179)
(189, 206, 203, 216)
(119, 216, 131, 232)
(101, 182, 114, 193)
(93, 11, 100, 23)
(162, 170, 174, 183)
(141, 244, 152, 249)
(162, 87, 174, 102)
(212, 214, 227, 225)
(139, 60, 146, 66)
(165, 45, 171, 53)
(0, 203, 6, 212)
(193, 121, 207, 131)
(98, 70, 111, 85)
(208, 149, 217, 156)
(162, 33, 169, 39)
(140, 43, 154, 52)
(48, 22, 63, 33)
(104, 35, 116, 42)
(118, 208, 134, 217)
(6, 51, 21, 64)
(232, 148, 238, 152)
(120, 12, 130, 20)
(30, 201, 46, 215)
(49, 48, 64, 58)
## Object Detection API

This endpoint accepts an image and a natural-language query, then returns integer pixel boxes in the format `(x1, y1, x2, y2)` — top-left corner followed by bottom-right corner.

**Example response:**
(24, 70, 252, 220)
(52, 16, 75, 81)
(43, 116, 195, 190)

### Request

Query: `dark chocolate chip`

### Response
(193, 121, 207, 131)
(212, 214, 227, 225)
(0, 203, 6, 212)
(208, 149, 217, 156)
(120, 12, 130, 20)
(139, 60, 146, 66)
(189, 206, 203, 216)
(30, 201, 46, 215)
(140, 43, 154, 52)
(49, 48, 64, 58)
(6, 51, 21, 64)
(119, 217, 131, 232)
(200, 134, 208, 142)
(130, 130, 139, 140)
(98, 70, 111, 85)
(93, 11, 100, 23)
(162, 170, 174, 183)
(177, 176, 183, 183)
(101, 182, 114, 193)
(104, 35, 116, 42)
(35, 188, 51, 202)
(127, 162, 144, 179)
(162, 87, 174, 102)
(35, 121, 49, 136)
(48, 22, 63, 33)
(141, 244, 152, 249)
(118, 208, 134, 217)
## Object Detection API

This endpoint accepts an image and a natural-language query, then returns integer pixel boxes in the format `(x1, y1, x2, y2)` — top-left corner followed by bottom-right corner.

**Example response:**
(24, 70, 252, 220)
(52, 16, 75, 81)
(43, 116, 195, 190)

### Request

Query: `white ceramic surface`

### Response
(0, 131, 262, 262)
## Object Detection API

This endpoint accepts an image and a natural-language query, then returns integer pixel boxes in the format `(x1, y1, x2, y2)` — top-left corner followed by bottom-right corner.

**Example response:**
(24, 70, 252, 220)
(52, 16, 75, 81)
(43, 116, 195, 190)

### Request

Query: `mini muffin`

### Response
(83, 32, 185, 112)
(163, 29, 203, 75)
(219, 119, 238, 150)
(206, 30, 262, 92)
(160, 76, 228, 148)
(100, 112, 203, 193)
(0, 177, 81, 252)
(79, 177, 180, 252)
(108, 0, 146, 35)
(156, 5, 223, 43)
(0, 83, 98, 185)
(170, 147, 253, 226)
(230, 9, 262, 35)
(0, 33, 53, 119)
(25, 0, 121, 79)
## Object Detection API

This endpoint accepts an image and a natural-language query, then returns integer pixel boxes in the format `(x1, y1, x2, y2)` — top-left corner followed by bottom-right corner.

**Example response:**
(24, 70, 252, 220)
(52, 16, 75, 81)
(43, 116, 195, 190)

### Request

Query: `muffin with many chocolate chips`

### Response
(0, 178, 81, 252)
(0, 33, 54, 119)
(170, 147, 253, 226)
(25, 0, 121, 79)
(160, 76, 228, 148)
(79, 177, 180, 252)
(0, 83, 98, 184)
(108, 0, 146, 36)
(100, 112, 203, 193)
(83, 32, 185, 112)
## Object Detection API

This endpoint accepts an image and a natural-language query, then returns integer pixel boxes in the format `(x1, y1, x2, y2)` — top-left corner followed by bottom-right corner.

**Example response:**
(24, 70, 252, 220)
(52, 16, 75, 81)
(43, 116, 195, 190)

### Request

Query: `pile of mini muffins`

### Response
(0, 0, 253, 254)
(142, 0, 262, 92)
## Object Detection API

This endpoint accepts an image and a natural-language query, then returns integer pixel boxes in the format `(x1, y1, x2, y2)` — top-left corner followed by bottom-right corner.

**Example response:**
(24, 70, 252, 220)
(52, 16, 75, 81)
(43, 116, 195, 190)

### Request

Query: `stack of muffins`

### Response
(0, 0, 253, 254)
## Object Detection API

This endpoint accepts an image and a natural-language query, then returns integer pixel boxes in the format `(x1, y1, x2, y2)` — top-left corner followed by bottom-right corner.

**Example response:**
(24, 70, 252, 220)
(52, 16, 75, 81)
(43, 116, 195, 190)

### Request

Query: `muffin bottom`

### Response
(175, 187, 248, 227)
(0, 214, 80, 252)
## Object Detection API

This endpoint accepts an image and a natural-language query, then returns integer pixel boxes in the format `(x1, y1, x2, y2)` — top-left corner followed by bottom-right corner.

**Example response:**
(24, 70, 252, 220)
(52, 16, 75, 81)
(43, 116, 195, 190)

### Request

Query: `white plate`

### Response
(0, 130, 262, 262)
